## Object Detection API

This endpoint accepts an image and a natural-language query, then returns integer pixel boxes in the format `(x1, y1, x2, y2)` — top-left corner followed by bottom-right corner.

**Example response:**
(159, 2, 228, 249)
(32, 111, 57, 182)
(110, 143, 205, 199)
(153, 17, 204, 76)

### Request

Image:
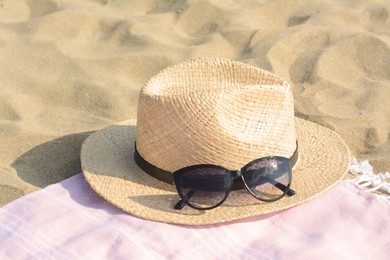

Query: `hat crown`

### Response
(136, 58, 296, 171)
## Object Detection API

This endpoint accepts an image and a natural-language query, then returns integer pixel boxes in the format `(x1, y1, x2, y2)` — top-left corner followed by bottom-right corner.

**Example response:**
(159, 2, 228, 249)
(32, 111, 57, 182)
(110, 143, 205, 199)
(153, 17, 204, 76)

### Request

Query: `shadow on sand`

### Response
(12, 131, 93, 188)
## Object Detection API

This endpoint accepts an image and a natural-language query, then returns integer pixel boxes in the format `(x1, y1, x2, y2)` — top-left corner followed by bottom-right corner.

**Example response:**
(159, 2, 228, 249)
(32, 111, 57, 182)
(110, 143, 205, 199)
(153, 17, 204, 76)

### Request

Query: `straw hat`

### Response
(81, 57, 351, 225)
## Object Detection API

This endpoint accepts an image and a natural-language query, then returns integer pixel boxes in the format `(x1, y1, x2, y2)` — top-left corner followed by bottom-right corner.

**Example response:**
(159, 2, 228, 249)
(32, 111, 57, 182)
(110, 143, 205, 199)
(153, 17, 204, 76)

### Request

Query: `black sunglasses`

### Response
(134, 143, 298, 210)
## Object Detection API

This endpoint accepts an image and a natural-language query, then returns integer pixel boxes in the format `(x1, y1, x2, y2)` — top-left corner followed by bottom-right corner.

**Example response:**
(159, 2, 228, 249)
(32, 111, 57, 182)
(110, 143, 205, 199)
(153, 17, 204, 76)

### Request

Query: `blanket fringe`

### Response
(349, 157, 390, 201)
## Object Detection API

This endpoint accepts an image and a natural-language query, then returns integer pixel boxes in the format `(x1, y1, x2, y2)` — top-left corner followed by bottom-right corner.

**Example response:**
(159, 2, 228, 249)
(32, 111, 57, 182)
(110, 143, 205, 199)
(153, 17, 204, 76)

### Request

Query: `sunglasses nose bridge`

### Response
(231, 169, 242, 180)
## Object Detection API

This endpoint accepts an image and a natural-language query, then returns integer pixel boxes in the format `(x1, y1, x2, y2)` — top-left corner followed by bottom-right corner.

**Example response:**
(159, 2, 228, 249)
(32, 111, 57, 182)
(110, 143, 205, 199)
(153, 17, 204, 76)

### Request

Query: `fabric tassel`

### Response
(349, 157, 390, 201)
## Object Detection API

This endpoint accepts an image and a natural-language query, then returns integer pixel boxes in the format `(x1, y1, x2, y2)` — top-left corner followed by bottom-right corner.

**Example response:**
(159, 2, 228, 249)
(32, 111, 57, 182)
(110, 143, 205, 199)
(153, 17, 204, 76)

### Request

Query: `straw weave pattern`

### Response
(136, 58, 296, 172)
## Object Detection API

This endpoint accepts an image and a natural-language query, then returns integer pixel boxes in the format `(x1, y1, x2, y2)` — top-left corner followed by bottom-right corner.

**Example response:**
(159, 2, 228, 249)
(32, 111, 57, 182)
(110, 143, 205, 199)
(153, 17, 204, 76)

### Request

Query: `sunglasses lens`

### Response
(174, 166, 232, 210)
(242, 156, 291, 201)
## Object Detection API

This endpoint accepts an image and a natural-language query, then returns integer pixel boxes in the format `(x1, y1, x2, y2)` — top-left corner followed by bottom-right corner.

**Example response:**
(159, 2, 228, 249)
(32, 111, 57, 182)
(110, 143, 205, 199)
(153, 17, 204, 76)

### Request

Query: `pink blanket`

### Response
(1, 174, 389, 259)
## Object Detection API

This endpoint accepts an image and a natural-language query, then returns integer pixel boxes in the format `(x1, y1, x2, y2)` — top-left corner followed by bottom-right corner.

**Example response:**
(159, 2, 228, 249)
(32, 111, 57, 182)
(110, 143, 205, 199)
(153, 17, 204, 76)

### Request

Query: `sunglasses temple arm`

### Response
(245, 170, 296, 196)
(263, 177, 295, 196)
(174, 189, 196, 210)
(174, 199, 186, 210)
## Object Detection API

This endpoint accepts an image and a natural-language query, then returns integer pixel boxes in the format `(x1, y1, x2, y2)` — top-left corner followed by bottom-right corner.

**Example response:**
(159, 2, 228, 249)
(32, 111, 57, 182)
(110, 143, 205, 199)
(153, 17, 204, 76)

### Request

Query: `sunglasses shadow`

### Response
(127, 190, 267, 215)
(127, 194, 208, 216)
(126, 191, 281, 227)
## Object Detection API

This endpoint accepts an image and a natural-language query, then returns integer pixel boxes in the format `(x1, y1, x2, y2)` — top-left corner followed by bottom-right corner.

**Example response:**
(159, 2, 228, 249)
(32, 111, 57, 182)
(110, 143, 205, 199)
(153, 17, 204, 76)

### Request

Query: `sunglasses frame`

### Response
(134, 142, 298, 211)
(173, 156, 294, 210)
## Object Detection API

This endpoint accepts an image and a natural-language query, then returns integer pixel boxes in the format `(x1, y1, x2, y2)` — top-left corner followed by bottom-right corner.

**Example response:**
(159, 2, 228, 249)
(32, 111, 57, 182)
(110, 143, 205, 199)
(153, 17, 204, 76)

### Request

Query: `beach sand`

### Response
(1, 0, 390, 206)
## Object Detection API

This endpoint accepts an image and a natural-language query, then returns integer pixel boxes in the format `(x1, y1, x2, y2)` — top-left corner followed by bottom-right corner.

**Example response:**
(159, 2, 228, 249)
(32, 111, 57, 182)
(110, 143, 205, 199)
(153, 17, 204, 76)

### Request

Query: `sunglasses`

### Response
(134, 143, 298, 210)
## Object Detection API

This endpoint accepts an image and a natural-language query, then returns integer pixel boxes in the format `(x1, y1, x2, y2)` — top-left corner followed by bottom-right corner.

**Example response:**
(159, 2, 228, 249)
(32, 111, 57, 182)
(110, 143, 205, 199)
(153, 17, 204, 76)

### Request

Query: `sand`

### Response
(1, 0, 390, 206)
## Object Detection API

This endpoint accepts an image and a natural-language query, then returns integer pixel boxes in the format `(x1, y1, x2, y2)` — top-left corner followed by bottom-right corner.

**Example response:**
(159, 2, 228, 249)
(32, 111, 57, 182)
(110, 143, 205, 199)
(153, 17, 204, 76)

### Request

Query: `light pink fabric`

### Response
(1, 174, 389, 259)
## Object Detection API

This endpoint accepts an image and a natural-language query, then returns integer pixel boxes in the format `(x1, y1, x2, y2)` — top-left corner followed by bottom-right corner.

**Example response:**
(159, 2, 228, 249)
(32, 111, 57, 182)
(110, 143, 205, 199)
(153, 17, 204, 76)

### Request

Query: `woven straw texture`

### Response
(81, 58, 351, 225)
(137, 58, 296, 172)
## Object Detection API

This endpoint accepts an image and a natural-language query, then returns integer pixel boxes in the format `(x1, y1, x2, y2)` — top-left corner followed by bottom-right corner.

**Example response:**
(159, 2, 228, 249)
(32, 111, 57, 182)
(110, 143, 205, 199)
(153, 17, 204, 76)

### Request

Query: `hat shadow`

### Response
(12, 131, 129, 215)
(12, 131, 92, 188)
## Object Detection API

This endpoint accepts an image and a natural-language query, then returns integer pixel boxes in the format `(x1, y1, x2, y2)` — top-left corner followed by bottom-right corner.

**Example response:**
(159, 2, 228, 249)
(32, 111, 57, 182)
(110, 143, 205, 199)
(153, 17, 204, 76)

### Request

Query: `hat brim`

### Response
(81, 117, 351, 225)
